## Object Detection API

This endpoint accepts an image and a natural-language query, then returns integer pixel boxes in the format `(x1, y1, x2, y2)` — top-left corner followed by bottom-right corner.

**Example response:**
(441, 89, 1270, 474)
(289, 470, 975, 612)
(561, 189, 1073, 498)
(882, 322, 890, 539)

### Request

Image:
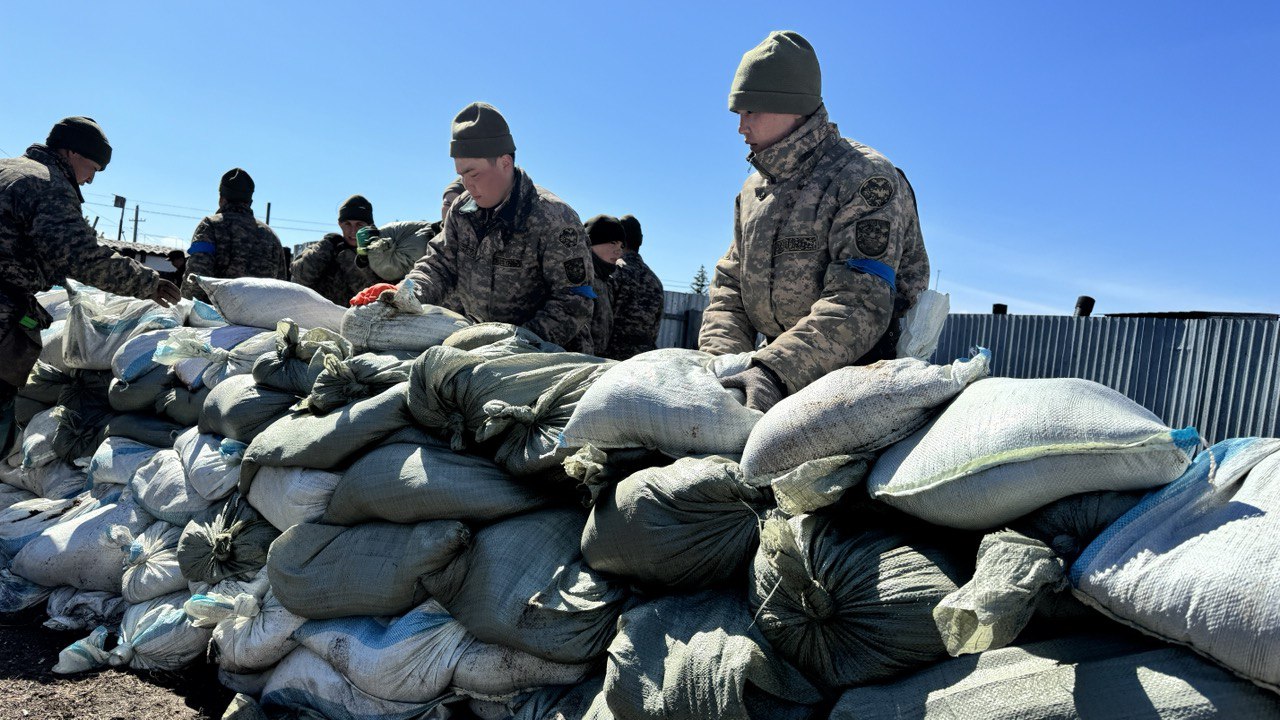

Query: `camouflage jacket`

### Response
(404, 168, 594, 351)
(699, 106, 930, 394)
(0, 145, 159, 301)
(180, 203, 289, 302)
(289, 232, 381, 306)
(589, 255, 616, 357)
(606, 250, 664, 359)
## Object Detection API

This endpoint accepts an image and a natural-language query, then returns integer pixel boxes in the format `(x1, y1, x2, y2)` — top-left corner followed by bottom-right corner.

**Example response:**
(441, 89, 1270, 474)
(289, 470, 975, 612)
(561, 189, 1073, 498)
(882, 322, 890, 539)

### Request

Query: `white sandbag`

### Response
(154, 325, 270, 389)
(121, 520, 186, 603)
(365, 221, 433, 283)
(130, 449, 218, 525)
(11, 489, 151, 592)
(341, 280, 469, 353)
(561, 349, 760, 456)
(53, 624, 113, 674)
(896, 289, 950, 361)
(741, 349, 989, 479)
(0, 459, 87, 499)
(0, 491, 103, 561)
(36, 286, 73, 321)
(38, 320, 70, 372)
(452, 640, 595, 703)
(62, 287, 184, 370)
(87, 436, 162, 487)
(178, 329, 278, 391)
(867, 378, 1199, 529)
(187, 299, 227, 327)
(109, 589, 209, 671)
(194, 275, 347, 333)
(295, 599, 472, 703)
(187, 566, 271, 604)
(260, 647, 452, 720)
(1071, 437, 1280, 691)
(111, 328, 179, 382)
(44, 587, 128, 632)
(206, 590, 305, 673)
(247, 465, 339, 532)
(174, 427, 239, 502)
(20, 407, 60, 469)
(0, 568, 53, 613)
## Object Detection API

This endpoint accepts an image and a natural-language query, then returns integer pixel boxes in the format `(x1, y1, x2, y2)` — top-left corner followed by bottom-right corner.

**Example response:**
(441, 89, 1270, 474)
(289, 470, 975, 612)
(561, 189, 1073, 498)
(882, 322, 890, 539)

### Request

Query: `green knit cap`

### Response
(729, 31, 822, 115)
(450, 102, 516, 158)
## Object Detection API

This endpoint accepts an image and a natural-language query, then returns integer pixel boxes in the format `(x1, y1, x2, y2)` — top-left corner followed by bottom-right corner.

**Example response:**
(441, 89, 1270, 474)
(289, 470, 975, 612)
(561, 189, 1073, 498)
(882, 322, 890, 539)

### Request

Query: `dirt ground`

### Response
(0, 608, 233, 720)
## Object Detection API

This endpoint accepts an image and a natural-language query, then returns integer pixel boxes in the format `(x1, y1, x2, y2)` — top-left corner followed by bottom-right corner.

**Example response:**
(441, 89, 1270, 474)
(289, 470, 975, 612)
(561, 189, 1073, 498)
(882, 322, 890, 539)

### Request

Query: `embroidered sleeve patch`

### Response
(859, 176, 894, 208)
(558, 227, 580, 248)
(855, 219, 892, 258)
(563, 257, 587, 284)
(774, 235, 819, 255)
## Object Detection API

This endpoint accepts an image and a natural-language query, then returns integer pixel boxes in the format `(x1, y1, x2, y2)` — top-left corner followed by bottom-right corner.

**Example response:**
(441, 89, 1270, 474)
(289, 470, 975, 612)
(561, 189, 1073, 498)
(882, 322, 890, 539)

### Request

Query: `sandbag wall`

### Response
(3, 278, 1280, 720)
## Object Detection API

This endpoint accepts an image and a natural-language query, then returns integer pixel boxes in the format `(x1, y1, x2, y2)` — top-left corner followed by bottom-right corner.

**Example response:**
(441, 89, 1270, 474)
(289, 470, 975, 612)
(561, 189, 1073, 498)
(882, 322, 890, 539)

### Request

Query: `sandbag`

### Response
(194, 275, 347, 333)
(1072, 437, 1280, 691)
(247, 465, 340, 532)
(561, 349, 759, 456)
(104, 412, 184, 448)
(582, 455, 770, 589)
(188, 588, 305, 673)
(0, 492, 98, 561)
(251, 319, 351, 396)
(11, 489, 152, 592)
(444, 322, 565, 357)
(365, 220, 433, 282)
(602, 590, 822, 720)
(174, 427, 240, 502)
(87, 436, 161, 487)
(268, 519, 470, 620)
(44, 587, 128, 632)
(260, 647, 452, 720)
(36, 286, 73, 321)
(199, 374, 299, 444)
(62, 286, 184, 370)
(18, 361, 71, 405)
(177, 496, 278, 585)
(0, 459, 87, 499)
(121, 520, 187, 603)
(38, 320, 70, 373)
(53, 624, 113, 674)
(161, 326, 276, 390)
(421, 507, 627, 664)
(506, 675, 606, 720)
(452, 640, 595, 704)
(741, 350, 989, 479)
(323, 439, 547, 526)
(302, 352, 411, 415)
(111, 328, 179, 382)
(341, 280, 470, 353)
(20, 407, 60, 468)
(830, 630, 1280, 719)
(295, 598, 473, 703)
(868, 377, 1199, 529)
(750, 512, 968, 688)
(108, 365, 172, 413)
(155, 385, 209, 426)
(0, 568, 53, 613)
(186, 298, 227, 327)
(130, 449, 219, 525)
(110, 589, 210, 671)
(49, 370, 115, 464)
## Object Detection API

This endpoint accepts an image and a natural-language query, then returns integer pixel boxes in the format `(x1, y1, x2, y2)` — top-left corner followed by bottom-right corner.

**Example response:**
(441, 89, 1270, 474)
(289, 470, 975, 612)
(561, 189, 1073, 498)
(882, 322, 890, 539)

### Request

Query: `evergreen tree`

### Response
(690, 264, 709, 295)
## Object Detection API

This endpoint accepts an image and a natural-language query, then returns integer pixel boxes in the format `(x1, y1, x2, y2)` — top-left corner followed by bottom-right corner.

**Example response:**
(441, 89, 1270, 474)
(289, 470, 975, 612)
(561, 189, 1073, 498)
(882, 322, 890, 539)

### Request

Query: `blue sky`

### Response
(2, 1, 1276, 315)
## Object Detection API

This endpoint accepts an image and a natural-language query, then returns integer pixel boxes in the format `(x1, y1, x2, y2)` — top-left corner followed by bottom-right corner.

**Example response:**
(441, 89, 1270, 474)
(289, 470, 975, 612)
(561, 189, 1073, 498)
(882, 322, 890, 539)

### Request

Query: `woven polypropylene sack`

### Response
(740, 350, 989, 479)
(87, 436, 161, 488)
(112, 328, 179, 383)
(260, 647, 451, 720)
(121, 520, 187, 603)
(452, 640, 595, 704)
(0, 492, 99, 561)
(867, 377, 1199, 530)
(177, 496, 279, 585)
(155, 386, 209, 427)
(1071, 437, 1280, 692)
(193, 275, 346, 333)
(250, 319, 352, 396)
(199, 374, 298, 444)
(206, 589, 305, 673)
(561, 349, 760, 456)
(109, 590, 210, 671)
(365, 221, 433, 282)
(246, 465, 340, 532)
(44, 587, 128, 632)
(301, 352, 411, 415)
(11, 489, 152, 592)
(174, 428, 239, 502)
(341, 280, 470, 353)
(0, 459, 88, 499)
(62, 288, 183, 370)
(103, 412, 184, 448)
(582, 455, 770, 589)
(107, 365, 171, 413)
(130, 449, 219, 526)
(444, 322, 565, 357)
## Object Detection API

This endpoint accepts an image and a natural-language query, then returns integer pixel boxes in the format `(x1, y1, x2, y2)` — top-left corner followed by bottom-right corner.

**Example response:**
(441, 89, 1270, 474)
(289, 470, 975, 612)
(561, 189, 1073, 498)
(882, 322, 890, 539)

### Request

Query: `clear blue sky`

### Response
(2, 1, 1276, 315)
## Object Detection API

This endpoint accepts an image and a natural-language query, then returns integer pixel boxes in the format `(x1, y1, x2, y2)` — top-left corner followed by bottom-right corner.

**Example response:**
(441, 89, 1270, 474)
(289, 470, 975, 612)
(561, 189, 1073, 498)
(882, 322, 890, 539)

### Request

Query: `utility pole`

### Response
(265, 202, 272, 225)
(114, 194, 127, 242)
(132, 205, 140, 243)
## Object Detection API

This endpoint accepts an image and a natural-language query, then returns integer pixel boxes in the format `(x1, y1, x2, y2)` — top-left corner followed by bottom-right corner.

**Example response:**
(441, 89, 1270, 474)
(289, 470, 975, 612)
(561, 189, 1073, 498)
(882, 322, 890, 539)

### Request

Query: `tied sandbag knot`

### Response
(484, 400, 538, 427)
(447, 413, 467, 452)
(800, 579, 835, 620)
(212, 530, 235, 562)
(108, 642, 135, 667)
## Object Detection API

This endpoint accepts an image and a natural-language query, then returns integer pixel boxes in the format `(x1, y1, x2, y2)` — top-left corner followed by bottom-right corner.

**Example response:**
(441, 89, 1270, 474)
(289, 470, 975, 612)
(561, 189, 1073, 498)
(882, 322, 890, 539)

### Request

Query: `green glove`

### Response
(355, 226, 373, 256)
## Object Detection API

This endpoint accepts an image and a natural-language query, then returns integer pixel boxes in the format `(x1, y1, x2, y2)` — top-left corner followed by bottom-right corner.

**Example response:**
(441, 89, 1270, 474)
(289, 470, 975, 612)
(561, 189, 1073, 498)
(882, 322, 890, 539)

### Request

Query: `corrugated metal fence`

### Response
(658, 291, 710, 350)
(933, 314, 1280, 445)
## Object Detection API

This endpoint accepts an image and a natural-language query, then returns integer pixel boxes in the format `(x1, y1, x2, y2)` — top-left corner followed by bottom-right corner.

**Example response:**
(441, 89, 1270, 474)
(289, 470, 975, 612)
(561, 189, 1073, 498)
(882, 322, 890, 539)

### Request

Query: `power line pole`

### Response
(265, 202, 272, 225)
(132, 205, 140, 243)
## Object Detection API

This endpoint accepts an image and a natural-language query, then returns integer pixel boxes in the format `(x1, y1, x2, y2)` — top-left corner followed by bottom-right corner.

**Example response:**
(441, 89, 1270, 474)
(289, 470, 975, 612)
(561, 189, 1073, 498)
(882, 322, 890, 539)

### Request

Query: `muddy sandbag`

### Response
(11, 489, 152, 592)
(247, 465, 340, 532)
(187, 586, 305, 673)
(420, 507, 628, 664)
(104, 412, 184, 448)
(582, 455, 770, 589)
(268, 519, 470, 620)
(341, 279, 470, 354)
(109, 590, 209, 671)
(561, 349, 759, 456)
(0, 459, 87, 499)
(121, 520, 187, 603)
(87, 436, 161, 488)
(174, 428, 240, 502)
(13, 396, 49, 427)
(0, 568, 53, 613)
(44, 587, 128, 632)
(868, 378, 1199, 530)
(301, 352, 411, 415)
(506, 675, 607, 720)
(323, 439, 548, 526)
(1072, 437, 1280, 692)
(178, 496, 279, 585)
(194, 275, 347, 333)
(453, 640, 595, 705)
(602, 590, 823, 720)
(130, 449, 219, 525)
(155, 385, 209, 427)
(444, 322, 565, 357)
(62, 287, 184, 370)
(830, 630, 1280, 720)
(107, 365, 171, 413)
(51, 381, 115, 465)
(741, 350, 990, 479)
(251, 319, 352, 396)
(750, 512, 968, 688)
(0, 491, 103, 561)
(199, 374, 299, 445)
(260, 647, 451, 720)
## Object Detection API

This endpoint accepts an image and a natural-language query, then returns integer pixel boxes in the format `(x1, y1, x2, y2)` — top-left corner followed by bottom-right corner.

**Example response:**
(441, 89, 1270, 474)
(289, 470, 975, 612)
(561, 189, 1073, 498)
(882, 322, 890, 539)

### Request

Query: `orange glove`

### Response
(349, 283, 398, 307)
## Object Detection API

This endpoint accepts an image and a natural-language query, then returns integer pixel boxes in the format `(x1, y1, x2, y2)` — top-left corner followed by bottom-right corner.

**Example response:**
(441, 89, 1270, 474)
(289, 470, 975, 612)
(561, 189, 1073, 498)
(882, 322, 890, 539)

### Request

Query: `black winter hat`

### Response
(450, 102, 516, 159)
(46, 116, 112, 169)
(219, 168, 255, 203)
(585, 215, 627, 246)
(338, 194, 375, 225)
(443, 178, 466, 198)
(618, 214, 643, 250)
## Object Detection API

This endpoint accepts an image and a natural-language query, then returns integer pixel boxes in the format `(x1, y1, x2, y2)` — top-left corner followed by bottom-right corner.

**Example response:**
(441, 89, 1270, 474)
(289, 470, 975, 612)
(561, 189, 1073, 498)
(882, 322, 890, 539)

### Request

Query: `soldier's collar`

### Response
(747, 106, 834, 183)
(27, 144, 85, 204)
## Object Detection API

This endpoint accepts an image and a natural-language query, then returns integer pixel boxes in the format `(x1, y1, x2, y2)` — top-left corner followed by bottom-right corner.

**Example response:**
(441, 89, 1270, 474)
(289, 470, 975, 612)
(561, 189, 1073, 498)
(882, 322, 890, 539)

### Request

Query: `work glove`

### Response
(720, 363, 785, 413)
(152, 279, 182, 307)
(349, 282, 398, 307)
(355, 226, 374, 256)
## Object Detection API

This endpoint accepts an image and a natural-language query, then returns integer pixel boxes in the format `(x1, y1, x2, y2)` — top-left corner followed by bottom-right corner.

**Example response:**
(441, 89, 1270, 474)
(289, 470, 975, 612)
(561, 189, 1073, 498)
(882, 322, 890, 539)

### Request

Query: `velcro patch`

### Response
(492, 254, 521, 268)
(774, 235, 819, 255)
(859, 176, 894, 208)
(558, 227, 580, 248)
(563, 257, 586, 284)
(855, 219, 892, 258)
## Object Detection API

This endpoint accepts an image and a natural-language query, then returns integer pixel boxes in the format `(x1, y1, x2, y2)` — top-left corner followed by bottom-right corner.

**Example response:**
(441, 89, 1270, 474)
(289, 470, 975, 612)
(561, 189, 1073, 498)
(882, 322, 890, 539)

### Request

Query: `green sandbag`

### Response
(105, 413, 184, 448)
(199, 374, 298, 444)
(300, 352, 410, 415)
(108, 365, 172, 413)
(177, 495, 278, 585)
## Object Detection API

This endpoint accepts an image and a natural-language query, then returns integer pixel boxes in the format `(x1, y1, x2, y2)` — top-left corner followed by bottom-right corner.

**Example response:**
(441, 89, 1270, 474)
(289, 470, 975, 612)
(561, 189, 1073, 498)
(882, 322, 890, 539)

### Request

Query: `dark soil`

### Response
(0, 608, 233, 720)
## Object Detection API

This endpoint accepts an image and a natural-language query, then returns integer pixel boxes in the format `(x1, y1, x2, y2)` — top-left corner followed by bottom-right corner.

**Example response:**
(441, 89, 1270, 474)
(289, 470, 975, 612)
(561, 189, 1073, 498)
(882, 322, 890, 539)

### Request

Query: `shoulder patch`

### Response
(859, 176, 894, 208)
(855, 219, 891, 258)
(563, 257, 586, 284)
(557, 227, 579, 248)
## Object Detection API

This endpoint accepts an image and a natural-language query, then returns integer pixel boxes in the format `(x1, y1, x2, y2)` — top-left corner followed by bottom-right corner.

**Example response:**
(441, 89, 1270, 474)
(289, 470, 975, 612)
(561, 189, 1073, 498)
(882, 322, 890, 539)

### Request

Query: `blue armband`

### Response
(188, 241, 216, 255)
(845, 258, 896, 292)
(568, 285, 598, 299)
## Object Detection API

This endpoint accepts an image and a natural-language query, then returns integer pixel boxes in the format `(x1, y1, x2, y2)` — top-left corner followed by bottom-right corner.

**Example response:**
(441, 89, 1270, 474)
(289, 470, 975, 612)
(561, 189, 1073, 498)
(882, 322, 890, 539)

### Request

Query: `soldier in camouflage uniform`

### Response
(607, 214, 665, 359)
(289, 194, 382, 306)
(403, 102, 595, 351)
(700, 31, 930, 411)
(0, 117, 181, 453)
(585, 215, 625, 357)
(180, 168, 289, 303)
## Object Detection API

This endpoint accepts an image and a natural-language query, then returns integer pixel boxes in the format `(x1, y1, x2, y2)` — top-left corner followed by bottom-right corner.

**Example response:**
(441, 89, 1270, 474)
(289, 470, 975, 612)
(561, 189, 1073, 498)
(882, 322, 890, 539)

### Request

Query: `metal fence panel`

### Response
(658, 291, 710, 349)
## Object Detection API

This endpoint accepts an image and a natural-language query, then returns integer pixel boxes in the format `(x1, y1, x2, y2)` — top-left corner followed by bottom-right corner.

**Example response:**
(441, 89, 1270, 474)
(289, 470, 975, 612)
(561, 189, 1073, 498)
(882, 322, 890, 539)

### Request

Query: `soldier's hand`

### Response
(719, 364, 784, 413)
(355, 226, 374, 256)
(152, 279, 182, 307)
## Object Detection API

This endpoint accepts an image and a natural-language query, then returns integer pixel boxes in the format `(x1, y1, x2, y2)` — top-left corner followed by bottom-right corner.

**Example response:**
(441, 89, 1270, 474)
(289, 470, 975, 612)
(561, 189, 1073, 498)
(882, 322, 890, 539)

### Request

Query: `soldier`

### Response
(0, 116, 180, 453)
(699, 31, 930, 411)
(160, 249, 186, 285)
(584, 214, 625, 356)
(441, 178, 464, 224)
(402, 102, 595, 351)
(289, 194, 382, 306)
(607, 214, 665, 359)
(180, 168, 289, 302)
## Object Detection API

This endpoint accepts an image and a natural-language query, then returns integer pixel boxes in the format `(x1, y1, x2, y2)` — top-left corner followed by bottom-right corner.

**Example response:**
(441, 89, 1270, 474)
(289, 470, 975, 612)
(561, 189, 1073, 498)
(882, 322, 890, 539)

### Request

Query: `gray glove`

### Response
(720, 364, 785, 413)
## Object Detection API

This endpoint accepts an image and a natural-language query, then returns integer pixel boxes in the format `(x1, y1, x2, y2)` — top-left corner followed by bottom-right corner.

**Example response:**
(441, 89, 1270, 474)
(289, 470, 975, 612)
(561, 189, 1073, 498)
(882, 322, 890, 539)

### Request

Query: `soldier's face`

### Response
(737, 111, 804, 154)
(441, 192, 460, 222)
(592, 240, 624, 265)
(339, 220, 369, 245)
(66, 152, 102, 185)
(455, 156, 514, 209)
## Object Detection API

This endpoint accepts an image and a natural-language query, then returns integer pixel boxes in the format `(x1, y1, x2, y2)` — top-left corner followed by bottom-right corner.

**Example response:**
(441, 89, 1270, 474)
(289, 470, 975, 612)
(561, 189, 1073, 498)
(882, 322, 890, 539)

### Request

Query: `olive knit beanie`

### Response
(729, 31, 822, 115)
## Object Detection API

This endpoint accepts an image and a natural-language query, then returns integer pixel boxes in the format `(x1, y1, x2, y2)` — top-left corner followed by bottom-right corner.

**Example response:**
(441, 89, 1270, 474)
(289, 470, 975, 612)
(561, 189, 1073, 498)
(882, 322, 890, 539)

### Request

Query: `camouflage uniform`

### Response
(404, 168, 594, 351)
(589, 256, 615, 357)
(289, 233, 381, 307)
(0, 144, 160, 392)
(180, 203, 289, 302)
(606, 250, 665, 359)
(699, 106, 930, 394)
